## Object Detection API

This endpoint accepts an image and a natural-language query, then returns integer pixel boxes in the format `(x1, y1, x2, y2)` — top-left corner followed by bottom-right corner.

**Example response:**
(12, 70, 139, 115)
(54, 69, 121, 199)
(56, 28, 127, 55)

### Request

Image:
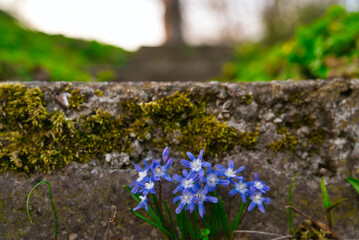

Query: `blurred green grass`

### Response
(221, 5, 359, 82)
(0, 10, 130, 82)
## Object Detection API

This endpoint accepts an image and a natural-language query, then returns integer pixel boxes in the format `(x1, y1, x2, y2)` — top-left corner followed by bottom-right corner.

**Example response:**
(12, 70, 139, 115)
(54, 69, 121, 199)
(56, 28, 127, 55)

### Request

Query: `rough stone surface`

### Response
(1, 79, 359, 239)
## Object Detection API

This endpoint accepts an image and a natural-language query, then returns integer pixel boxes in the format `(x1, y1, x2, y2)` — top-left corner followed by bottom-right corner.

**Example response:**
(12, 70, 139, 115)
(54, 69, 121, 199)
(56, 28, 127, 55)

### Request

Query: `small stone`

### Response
(274, 118, 283, 123)
(69, 233, 78, 240)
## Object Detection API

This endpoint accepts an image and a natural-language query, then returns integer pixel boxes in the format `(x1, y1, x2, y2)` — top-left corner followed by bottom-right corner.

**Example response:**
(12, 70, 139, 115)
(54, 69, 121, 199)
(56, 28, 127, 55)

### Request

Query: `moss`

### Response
(63, 83, 84, 109)
(94, 89, 103, 97)
(0, 84, 260, 172)
(308, 129, 325, 144)
(267, 124, 298, 152)
(239, 93, 254, 105)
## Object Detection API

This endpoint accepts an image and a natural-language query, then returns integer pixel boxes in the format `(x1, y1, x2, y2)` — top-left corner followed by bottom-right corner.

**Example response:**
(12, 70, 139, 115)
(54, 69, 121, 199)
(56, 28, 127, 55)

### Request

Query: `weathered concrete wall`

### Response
(0, 79, 359, 240)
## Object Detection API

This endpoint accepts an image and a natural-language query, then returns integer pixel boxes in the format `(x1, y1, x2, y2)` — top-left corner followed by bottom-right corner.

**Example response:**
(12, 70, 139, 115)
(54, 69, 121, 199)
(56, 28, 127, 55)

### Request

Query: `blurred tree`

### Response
(262, 0, 338, 44)
(162, 0, 184, 45)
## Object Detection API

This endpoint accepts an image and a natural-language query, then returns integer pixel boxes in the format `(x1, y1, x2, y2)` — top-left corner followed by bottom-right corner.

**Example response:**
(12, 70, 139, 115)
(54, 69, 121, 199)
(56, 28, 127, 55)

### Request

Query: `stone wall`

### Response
(0, 79, 358, 239)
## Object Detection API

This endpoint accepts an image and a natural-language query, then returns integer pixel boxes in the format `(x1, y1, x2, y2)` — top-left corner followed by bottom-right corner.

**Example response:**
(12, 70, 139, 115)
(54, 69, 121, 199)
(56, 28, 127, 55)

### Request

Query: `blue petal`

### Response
(215, 164, 226, 170)
(162, 147, 169, 162)
(188, 202, 195, 213)
(202, 161, 212, 168)
(254, 172, 258, 181)
(173, 174, 184, 183)
(258, 203, 265, 213)
(217, 179, 230, 186)
(199, 176, 207, 183)
(182, 169, 188, 177)
(134, 164, 142, 172)
(204, 196, 218, 203)
(164, 157, 173, 170)
(228, 160, 234, 169)
(180, 159, 193, 169)
(263, 197, 271, 204)
(186, 152, 196, 161)
(264, 185, 270, 192)
(173, 185, 183, 193)
(143, 159, 149, 169)
(144, 202, 148, 211)
(131, 185, 139, 194)
(173, 195, 181, 203)
(248, 201, 256, 212)
(198, 150, 204, 161)
(235, 166, 246, 173)
(197, 168, 204, 177)
(198, 202, 205, 218)
(162, 173, 173, 182)
(176, 202, 186, 214)
(240, 193, 247, 203)
(229, 188, 239, 197)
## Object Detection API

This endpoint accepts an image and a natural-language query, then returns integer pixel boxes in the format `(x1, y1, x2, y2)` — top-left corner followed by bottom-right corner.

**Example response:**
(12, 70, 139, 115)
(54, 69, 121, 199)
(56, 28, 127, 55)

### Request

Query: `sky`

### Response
(0, 0, 165, 50)
(0, 0, 358, 51)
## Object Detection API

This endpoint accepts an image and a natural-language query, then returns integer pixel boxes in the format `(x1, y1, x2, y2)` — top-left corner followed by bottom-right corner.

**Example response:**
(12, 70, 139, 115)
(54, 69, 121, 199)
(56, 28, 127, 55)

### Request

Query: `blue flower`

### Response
(180, 150, 212, 177)
(130, 159, 150, 194)
(162, 146, 170, 163)
(229, 178, 250, 202)
(193, 185, 218, 218)
(173, 191, 198, 214)
(249, 173, 270, 193)
(200, 166, 229, 192)
(133, 194, 149, 212)
(248, 191, 271, 213)
(216, 160, 245, 187)
(172, 170, 199, 193)
(138, 175, 158, 195)
(151, 157, 173, 182)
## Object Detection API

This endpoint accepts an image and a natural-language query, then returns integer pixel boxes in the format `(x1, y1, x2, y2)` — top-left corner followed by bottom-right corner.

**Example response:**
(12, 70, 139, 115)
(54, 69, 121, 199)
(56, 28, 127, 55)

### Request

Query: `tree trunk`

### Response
(162, 0, 184, 45)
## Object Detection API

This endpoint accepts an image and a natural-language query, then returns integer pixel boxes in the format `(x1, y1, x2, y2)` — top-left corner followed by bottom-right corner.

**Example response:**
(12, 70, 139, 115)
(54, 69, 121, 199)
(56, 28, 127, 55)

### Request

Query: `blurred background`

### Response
(0, 0, 358, 82)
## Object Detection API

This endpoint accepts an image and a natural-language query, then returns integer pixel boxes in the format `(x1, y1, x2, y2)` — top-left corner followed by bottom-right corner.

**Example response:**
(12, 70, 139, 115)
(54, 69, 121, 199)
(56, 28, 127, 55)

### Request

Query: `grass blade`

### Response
(26, 181, 57, 240)
(194, 209, 199, 240)
(217, 197, 230, 240)
(164, 201, 178, 239)
(231, 200, 247, 232)
(130, 209, 174, 238)
(288, 172, 301, 235)
(124, 185, 161, 224)
(181, 211, 195, 240)
(346, 177, 359, 193)
(151, 193, 166, 227)
(326, 198, 348, 212)
(321, 177, 332, 227)
(176, 211, 186, 240)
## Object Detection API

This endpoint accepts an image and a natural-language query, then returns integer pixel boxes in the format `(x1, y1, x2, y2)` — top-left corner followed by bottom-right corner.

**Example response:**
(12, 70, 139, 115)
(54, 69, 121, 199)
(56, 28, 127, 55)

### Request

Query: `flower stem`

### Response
(227, 196, 234, 219)
(159, 181, 163, 214)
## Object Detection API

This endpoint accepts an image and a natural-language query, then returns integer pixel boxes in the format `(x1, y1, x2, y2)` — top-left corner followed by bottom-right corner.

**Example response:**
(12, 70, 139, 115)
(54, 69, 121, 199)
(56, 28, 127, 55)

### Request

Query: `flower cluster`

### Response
(130, 147, 173, 211)
(130, 147, 271, 217)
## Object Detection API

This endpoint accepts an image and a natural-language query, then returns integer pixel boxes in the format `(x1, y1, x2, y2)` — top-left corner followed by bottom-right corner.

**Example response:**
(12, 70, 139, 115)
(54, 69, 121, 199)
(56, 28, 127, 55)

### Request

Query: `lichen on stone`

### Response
(267, 124, 298, 152)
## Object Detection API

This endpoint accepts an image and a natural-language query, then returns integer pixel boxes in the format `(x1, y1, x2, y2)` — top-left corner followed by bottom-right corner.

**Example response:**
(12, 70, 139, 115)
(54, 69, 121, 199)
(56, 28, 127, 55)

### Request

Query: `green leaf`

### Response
(123, 185, 161, 224)
(151, 193, 166, 227)
(27, 181, 57, 240)
(164, 201, 177, 239)
(200, 228, 210, 240)
(231, 200, 247, 232)
(347, 177, 359, 194)
(326, 198, 348, 212)
(180, 211, 195, 240)
(176, 211, 186, 240)
(288, 172, 301, 235)
(130, 210, 174, 238)
(217, 197, 231, 240)
(320, 177, 332, 226)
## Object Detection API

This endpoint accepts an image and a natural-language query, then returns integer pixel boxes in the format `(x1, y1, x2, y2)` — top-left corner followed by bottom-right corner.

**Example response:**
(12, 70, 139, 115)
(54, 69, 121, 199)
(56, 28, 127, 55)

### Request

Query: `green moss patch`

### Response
(0, 83, 259, 173)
